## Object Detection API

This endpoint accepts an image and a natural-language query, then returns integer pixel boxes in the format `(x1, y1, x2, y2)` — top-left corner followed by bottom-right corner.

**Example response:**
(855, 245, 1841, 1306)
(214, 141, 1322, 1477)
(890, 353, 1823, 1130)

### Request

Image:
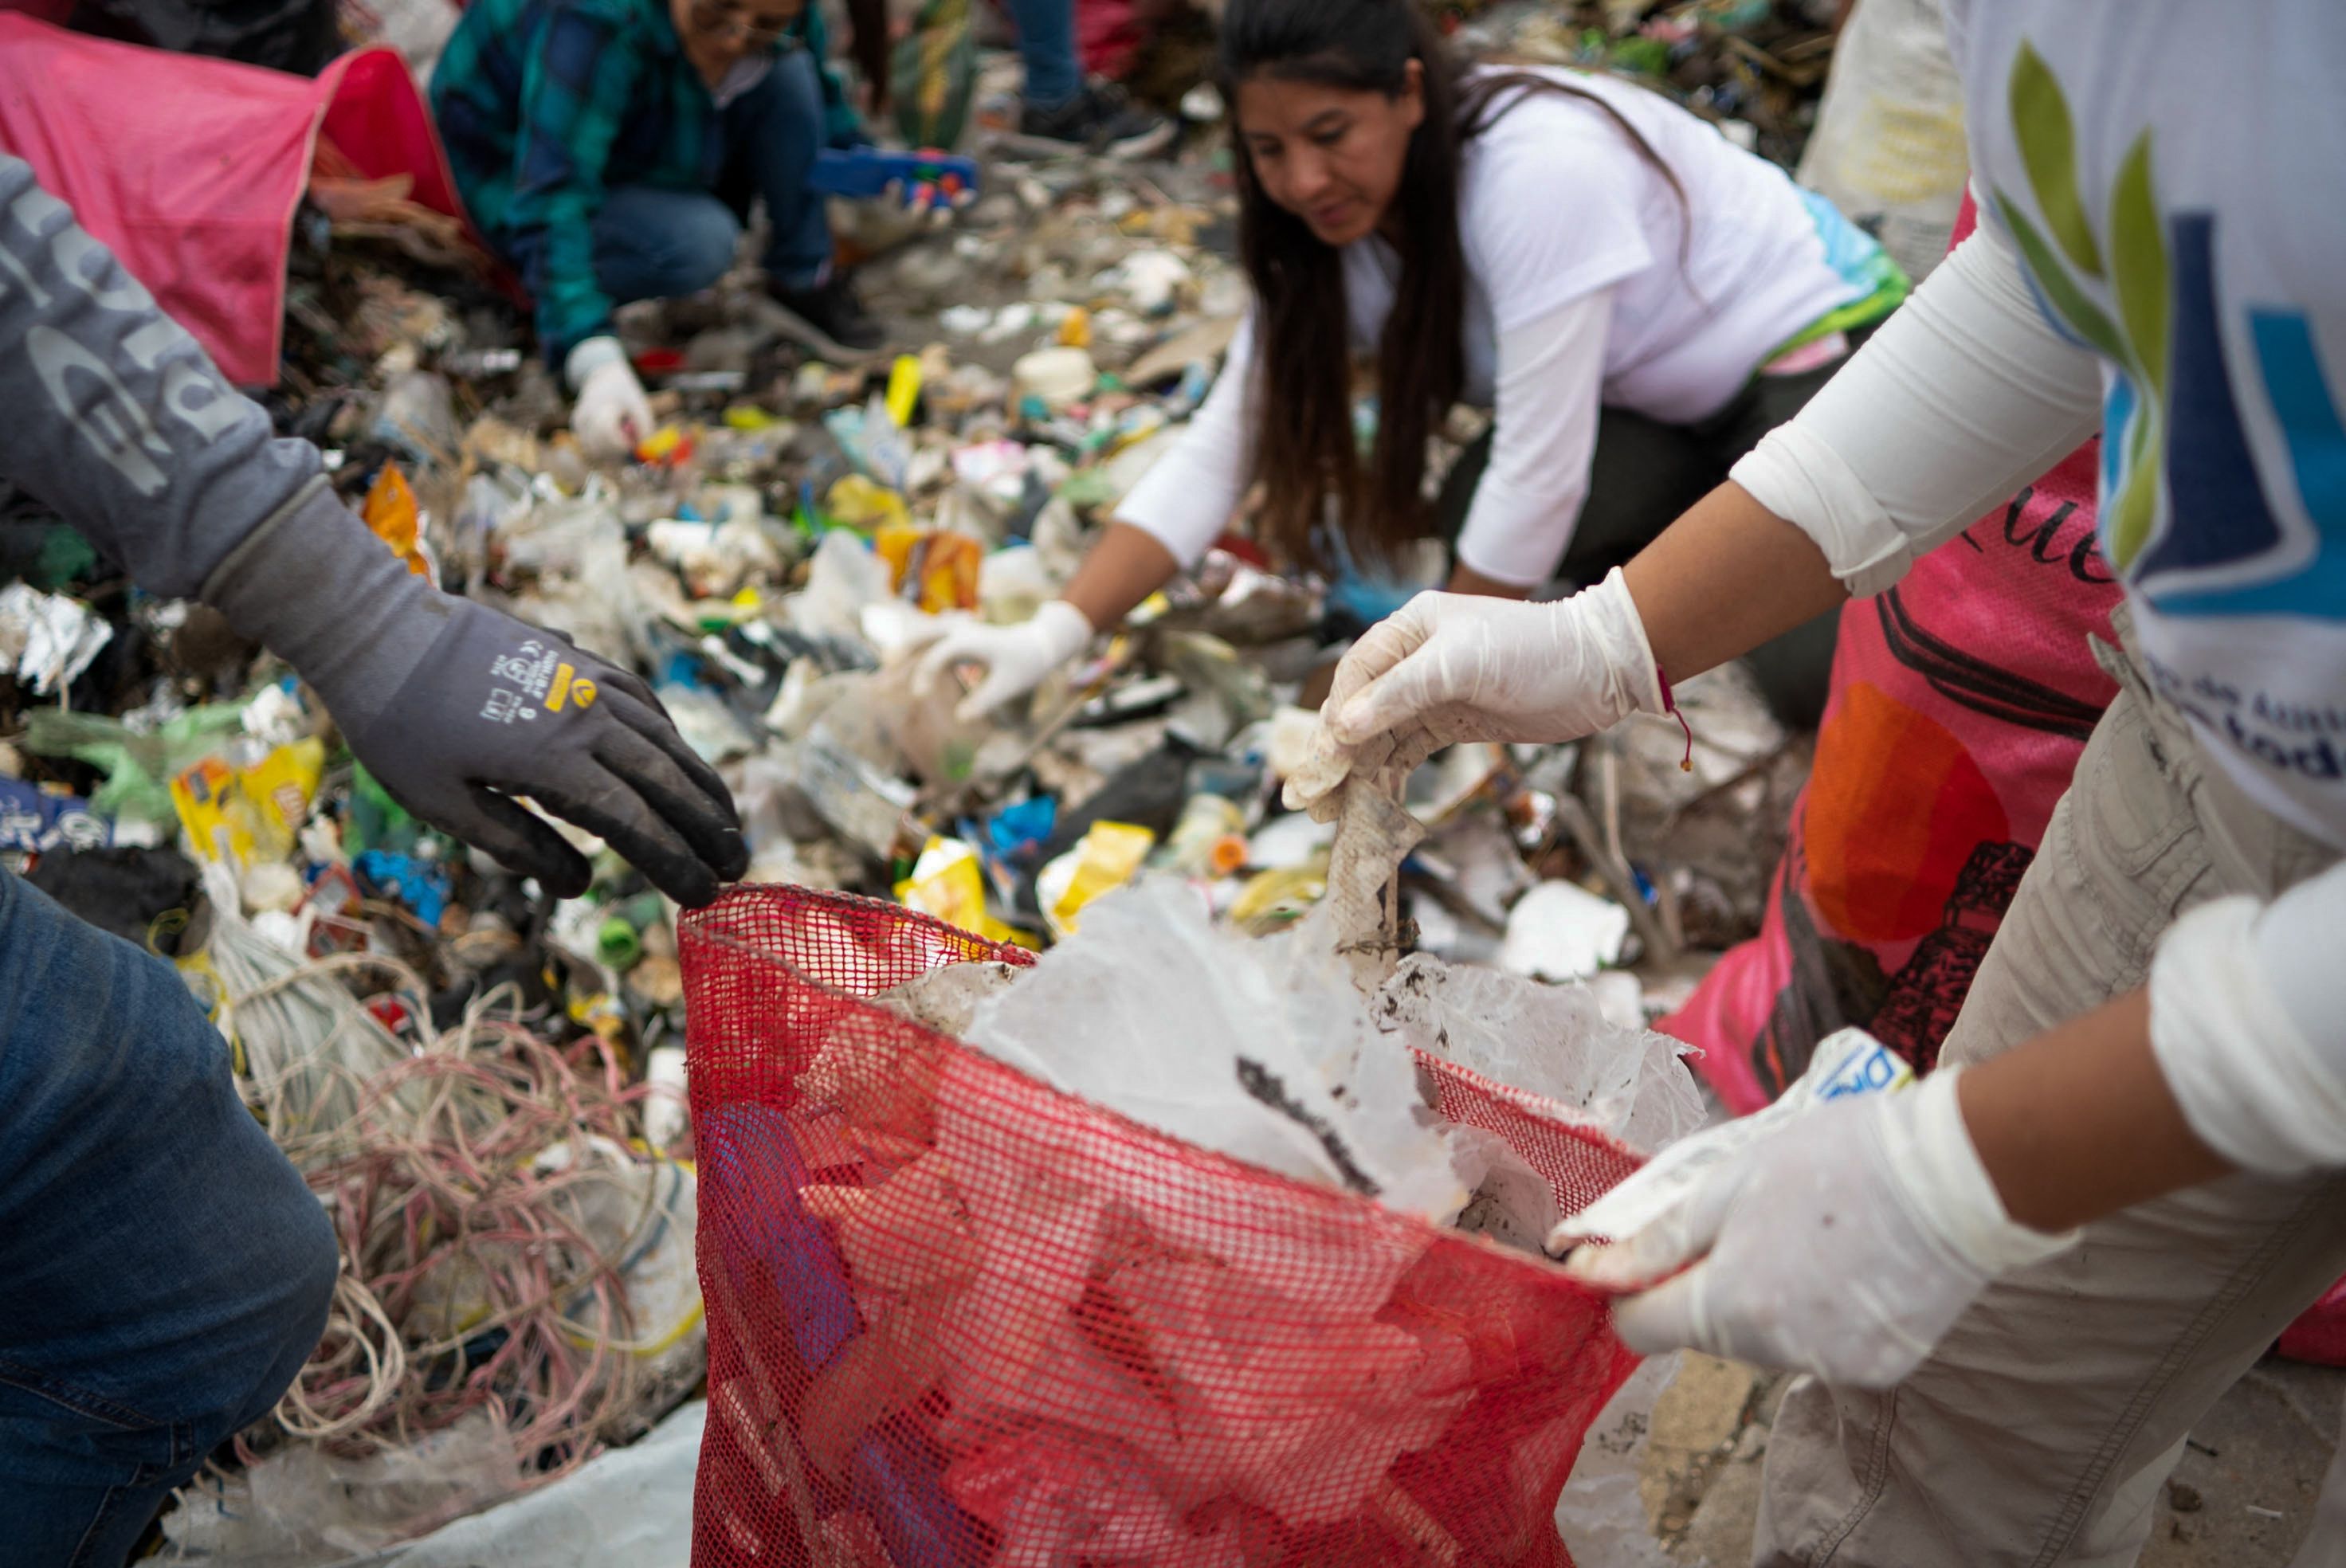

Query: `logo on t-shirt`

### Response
(1995, 41, 2345, 625)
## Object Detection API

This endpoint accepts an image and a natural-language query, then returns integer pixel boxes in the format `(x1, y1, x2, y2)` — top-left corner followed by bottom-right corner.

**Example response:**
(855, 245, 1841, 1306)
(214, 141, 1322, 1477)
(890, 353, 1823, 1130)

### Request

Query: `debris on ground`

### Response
(0, 5, 2014, 1560)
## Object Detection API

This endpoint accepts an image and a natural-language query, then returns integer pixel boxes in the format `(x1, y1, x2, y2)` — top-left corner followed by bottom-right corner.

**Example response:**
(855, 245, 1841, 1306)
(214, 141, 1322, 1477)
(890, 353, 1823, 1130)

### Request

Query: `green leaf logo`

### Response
(2001, 44, 2173, 570)
(2010, 42, 2104, 279)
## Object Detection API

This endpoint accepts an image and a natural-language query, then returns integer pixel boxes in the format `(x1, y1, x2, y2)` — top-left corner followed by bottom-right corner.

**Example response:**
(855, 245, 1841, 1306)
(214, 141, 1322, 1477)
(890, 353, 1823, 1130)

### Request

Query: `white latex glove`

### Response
(1281, 568, 1665, 820)
(1327, 566, 1665, 748)
(566, 335, 653, 461)
(1563, 1064, 2077, 1388)
(912, 599, 1092, 720)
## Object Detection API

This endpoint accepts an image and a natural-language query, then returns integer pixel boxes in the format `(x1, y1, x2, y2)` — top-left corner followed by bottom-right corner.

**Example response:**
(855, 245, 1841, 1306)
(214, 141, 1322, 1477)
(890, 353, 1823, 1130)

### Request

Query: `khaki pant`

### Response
(1755, 619, 2346, 1568)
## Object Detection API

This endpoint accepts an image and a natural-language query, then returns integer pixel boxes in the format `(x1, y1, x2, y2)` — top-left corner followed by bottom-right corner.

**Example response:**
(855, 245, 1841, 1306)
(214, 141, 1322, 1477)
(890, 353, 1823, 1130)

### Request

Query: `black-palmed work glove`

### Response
(206, 487, 747, 905)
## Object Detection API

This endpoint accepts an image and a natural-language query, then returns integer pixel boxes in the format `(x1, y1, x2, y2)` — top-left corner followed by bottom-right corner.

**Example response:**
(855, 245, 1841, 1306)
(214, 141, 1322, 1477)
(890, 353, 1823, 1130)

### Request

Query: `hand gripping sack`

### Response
(681, 885, 1646, 1566)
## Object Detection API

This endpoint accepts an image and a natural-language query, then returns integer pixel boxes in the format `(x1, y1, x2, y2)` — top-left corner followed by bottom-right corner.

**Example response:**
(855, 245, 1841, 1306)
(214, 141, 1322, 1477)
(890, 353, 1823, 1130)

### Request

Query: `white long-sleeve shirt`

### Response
(1119, 67, 1880, 589)
(1731, 0, 2346, 1177)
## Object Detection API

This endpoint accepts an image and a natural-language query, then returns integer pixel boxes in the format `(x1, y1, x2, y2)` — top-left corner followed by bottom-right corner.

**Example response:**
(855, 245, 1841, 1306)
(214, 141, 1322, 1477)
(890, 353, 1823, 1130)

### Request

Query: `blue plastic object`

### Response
(808, 147, 980, 203)
(0, 778, 108, 857)
(984, 796, 1057, 860)
(351, 849, 453, 927)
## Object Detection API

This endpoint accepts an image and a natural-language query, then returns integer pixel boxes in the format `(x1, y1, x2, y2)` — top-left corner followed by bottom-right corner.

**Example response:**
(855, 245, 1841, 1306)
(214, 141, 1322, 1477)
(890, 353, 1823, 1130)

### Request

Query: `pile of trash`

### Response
(1452, 0, 1850, 167)
(0, 8, 1850, 1559)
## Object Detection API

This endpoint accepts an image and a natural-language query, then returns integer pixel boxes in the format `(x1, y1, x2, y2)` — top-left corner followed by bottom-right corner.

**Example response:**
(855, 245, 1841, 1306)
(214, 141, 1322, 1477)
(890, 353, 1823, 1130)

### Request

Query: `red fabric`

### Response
(1661, 193, 2124, 1109)
(1660, 437, 2118, 1107)
(0, 16, 463, 384)
(1077, 0, 1144, 82)
(1661, 192, 2139, 1103)
(2280, 1278, 2346, 1367)
(681, 885, 1642, 1566)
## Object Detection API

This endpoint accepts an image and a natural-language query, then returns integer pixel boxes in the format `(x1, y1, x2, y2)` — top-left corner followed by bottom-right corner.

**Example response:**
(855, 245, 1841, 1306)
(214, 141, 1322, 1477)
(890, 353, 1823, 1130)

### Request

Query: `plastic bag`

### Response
(317, 1398, 704, 1568)
(1794, 0, 1967, 282)
(891, 0, 977, 151)
(1551, 1354, 1685, 1568)
(1374, 955, 1707, 1159)
(965, 876, 1469, 1222)
(0, 582, 112, 695)
(162, 1411, 527, 1566)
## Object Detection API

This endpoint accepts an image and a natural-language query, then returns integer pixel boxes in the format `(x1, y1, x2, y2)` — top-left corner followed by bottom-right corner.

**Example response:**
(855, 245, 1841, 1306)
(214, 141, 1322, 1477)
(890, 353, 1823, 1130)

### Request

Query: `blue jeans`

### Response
(0, 870, 337, 1567)
(591, 49, 834, 301)
(1006, 0, 1081, 108)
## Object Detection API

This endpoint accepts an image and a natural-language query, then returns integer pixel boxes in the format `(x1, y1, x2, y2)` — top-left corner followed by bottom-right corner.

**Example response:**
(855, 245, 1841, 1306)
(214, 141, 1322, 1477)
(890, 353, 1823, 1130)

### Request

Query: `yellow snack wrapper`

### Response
(171, 737, 326, 867)
(1036, 821, 1155, 939)
(894, 836, 1017, 943)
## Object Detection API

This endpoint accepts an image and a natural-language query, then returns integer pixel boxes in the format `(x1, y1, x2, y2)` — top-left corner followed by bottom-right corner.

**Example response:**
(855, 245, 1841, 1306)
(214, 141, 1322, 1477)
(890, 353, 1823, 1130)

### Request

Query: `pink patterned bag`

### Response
(1661, 436, 2118, 1103)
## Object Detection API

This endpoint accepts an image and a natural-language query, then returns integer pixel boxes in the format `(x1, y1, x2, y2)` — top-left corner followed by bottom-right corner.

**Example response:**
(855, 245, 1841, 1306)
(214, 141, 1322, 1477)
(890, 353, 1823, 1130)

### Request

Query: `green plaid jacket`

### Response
(432, 0, 861, 361)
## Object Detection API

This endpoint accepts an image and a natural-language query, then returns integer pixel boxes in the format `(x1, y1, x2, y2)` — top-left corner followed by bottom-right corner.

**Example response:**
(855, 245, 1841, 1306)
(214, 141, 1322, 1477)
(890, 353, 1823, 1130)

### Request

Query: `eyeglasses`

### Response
(688, 0, 793, 48)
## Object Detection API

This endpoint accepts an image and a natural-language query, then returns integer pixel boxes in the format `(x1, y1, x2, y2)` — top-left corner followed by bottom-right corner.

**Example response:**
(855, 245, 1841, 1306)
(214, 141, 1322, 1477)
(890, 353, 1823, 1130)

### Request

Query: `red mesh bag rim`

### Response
(681, 888, 1646, 1257)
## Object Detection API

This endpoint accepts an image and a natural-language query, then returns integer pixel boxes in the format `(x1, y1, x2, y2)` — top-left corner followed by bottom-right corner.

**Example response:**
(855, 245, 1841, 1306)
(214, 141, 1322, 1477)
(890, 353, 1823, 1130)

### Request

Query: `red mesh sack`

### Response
(681, 885, 1644, 1567)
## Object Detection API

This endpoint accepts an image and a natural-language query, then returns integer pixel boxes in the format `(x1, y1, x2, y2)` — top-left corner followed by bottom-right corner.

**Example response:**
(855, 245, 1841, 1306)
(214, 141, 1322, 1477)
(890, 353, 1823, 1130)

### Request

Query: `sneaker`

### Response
(1018, 81, 1176, 160)
(764, 271, 885, 358)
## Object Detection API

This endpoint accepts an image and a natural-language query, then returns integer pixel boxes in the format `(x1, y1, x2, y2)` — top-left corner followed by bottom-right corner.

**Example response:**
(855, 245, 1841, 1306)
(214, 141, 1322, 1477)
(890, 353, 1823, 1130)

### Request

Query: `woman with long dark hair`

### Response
(919, 0, 1904, 724)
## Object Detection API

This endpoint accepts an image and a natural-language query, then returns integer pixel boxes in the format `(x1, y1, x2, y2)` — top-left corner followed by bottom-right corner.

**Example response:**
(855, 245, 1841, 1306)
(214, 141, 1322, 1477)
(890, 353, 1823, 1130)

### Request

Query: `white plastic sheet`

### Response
(163, 1413, 531, 1566)
(1374, 954, 1706, 1158)
(1552, 1353, 1689, 1568)
(0, 581, 112, 694)
(963, 876, 1470, 1221)
(351, 1400, 702, 1568)
(165, 1402, 706, 1568)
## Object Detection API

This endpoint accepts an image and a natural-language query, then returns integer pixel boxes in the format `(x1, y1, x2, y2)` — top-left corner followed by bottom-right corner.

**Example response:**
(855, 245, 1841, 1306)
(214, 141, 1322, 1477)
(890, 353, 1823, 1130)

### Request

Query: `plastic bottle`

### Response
(596, 892, 669, 970)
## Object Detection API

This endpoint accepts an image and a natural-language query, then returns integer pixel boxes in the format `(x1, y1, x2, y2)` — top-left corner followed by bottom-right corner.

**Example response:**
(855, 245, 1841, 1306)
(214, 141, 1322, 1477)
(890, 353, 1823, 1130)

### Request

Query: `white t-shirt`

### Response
(1731, 1, 2346, 1209)
(1948, 0, 2346, 849)
(1118, 68, 1873, 587)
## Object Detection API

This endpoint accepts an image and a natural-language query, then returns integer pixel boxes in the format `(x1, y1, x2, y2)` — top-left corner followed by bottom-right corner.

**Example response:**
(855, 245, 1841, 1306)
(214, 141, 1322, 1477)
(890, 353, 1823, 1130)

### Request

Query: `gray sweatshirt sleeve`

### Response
(0, 152, 332, 598)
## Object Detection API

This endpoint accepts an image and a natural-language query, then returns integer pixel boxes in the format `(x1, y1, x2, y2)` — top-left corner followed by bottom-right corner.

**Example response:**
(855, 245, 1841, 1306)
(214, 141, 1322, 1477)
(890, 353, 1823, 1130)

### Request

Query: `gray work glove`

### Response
(206, 486, 747, 905)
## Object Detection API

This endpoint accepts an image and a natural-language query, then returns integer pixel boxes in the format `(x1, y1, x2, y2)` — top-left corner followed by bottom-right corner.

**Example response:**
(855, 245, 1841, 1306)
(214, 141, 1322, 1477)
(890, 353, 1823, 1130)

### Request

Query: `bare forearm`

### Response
(1445, 563, 1532, 599)
(1061, 521, 1183, 633)
(1959, 990, 2233, 1233)
(1618, 480, 1849, 680)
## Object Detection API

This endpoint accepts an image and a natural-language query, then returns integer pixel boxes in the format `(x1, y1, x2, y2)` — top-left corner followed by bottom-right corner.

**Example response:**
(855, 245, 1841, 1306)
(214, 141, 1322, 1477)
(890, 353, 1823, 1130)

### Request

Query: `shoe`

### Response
(1018, 81, 1176, 160)
(765, 271, 885, 358)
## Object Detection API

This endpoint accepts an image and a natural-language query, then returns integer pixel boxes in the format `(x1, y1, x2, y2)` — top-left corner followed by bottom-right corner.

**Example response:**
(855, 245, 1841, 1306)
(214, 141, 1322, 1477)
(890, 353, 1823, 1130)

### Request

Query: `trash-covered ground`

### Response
(1565, 1354, 2344, 1568)
(3, 2, 2336, 1561)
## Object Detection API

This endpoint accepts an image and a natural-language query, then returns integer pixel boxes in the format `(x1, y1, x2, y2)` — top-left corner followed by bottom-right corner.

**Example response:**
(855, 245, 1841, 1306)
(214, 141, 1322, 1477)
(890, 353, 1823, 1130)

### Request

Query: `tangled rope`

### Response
(186, 871, 686, 1488)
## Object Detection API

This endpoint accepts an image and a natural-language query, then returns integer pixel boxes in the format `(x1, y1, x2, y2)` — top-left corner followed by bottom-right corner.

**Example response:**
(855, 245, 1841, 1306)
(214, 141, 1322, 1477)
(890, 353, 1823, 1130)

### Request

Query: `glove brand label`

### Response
(1813, 1033, 1914, 1102)
(484, 640, 598, 724)
(546, 662, 596, 713)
